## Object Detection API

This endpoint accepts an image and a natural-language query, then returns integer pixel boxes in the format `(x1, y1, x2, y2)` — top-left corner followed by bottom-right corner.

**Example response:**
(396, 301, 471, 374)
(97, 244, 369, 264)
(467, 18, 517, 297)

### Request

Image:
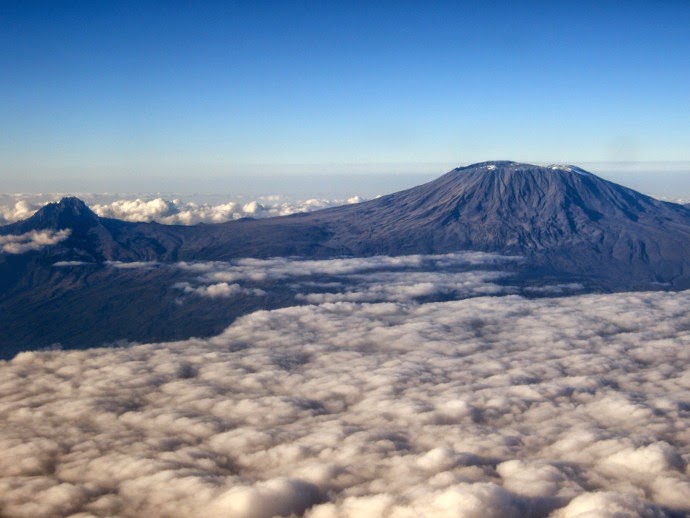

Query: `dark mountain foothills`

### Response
(2, 161, 690, 357)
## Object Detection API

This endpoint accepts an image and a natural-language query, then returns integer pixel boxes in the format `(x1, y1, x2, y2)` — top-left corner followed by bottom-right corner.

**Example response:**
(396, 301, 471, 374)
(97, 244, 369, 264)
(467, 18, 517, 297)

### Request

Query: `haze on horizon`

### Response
(1, 1, 689, 193)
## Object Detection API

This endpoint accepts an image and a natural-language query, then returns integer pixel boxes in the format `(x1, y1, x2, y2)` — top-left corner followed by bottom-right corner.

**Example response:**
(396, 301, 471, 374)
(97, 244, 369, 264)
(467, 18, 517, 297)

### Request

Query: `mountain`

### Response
(306, 161, 690, 286)
(2, 161, 690, 356)
(14, 161, 689, 285)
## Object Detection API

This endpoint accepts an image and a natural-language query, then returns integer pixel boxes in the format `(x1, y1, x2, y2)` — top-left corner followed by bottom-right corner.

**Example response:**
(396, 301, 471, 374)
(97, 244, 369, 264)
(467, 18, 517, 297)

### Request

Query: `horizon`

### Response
(2, 160, 690, 201)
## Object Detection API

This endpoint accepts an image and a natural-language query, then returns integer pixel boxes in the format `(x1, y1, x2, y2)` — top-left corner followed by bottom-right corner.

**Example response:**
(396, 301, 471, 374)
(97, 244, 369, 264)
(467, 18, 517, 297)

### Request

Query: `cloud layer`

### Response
(0, 194, 365, 225)
(90, 196, 365, 224)
(173, 253, 520, 302)
(1, 288, 690, 516)
(0, 229, 71, 254)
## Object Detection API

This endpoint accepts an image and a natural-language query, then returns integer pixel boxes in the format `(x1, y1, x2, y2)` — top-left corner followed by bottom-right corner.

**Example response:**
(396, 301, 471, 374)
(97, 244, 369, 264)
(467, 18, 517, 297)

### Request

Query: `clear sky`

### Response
(1, 1, 689, 192)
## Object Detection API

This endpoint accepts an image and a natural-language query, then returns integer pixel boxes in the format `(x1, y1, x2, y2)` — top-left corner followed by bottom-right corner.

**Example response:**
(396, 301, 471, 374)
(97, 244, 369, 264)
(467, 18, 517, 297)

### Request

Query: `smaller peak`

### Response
(38, 197, 95, 217)
(29, 197, 99, 230)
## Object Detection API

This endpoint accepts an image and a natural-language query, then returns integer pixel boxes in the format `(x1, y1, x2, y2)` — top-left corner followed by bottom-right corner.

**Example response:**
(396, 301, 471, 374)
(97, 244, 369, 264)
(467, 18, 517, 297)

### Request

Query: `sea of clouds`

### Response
(0, 193, 366, 226)
(1, 252, 689, 517)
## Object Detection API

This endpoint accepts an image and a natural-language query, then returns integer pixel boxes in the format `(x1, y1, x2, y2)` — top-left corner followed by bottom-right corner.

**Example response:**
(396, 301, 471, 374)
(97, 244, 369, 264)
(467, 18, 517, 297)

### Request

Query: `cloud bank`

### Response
(1, 289, 689, 516)
(173, 253, 520, 302)
(90, 196, 365, 224)
(0, 199, 39, 223)
(0, 194, 366, 225)
(0, 229, 71, 254)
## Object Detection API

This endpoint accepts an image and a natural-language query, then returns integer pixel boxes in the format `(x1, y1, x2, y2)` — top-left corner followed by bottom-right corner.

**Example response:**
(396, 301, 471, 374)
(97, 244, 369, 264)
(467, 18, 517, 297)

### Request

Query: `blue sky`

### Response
(1, 1, 689, 192)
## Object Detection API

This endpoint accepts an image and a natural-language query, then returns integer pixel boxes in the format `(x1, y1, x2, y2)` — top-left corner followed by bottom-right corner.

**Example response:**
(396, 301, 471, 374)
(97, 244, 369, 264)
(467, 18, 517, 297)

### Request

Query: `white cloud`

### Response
(173, 281, 266, 299)
(0, 193, 367, 225)
(0, 199, 42, 224)
(551, 491, 663, 518)
(53, 260, 91, 267)
(0, 229, 71, 254)
(1, 289, 690, 516)
(171, 253, 519, 303)
(56, 253, 519, 304)
(105, 260, 159, 269)
(523, 283, 584, 295)
(296, 271, 512, 303)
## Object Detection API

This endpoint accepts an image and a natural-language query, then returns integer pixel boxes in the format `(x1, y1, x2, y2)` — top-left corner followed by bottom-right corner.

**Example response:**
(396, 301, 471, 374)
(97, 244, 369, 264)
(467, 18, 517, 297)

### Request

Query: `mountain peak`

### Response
(29, 197, 100, 230)
(57, 196, 89, 209)
(431, 161, 666, 224)
(453, 161, 592, 175)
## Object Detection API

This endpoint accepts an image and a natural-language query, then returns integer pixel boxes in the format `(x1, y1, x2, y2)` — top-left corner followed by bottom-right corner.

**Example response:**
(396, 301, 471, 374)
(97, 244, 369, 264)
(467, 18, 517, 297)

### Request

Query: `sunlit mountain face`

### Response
(1, 163, 690, 516)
